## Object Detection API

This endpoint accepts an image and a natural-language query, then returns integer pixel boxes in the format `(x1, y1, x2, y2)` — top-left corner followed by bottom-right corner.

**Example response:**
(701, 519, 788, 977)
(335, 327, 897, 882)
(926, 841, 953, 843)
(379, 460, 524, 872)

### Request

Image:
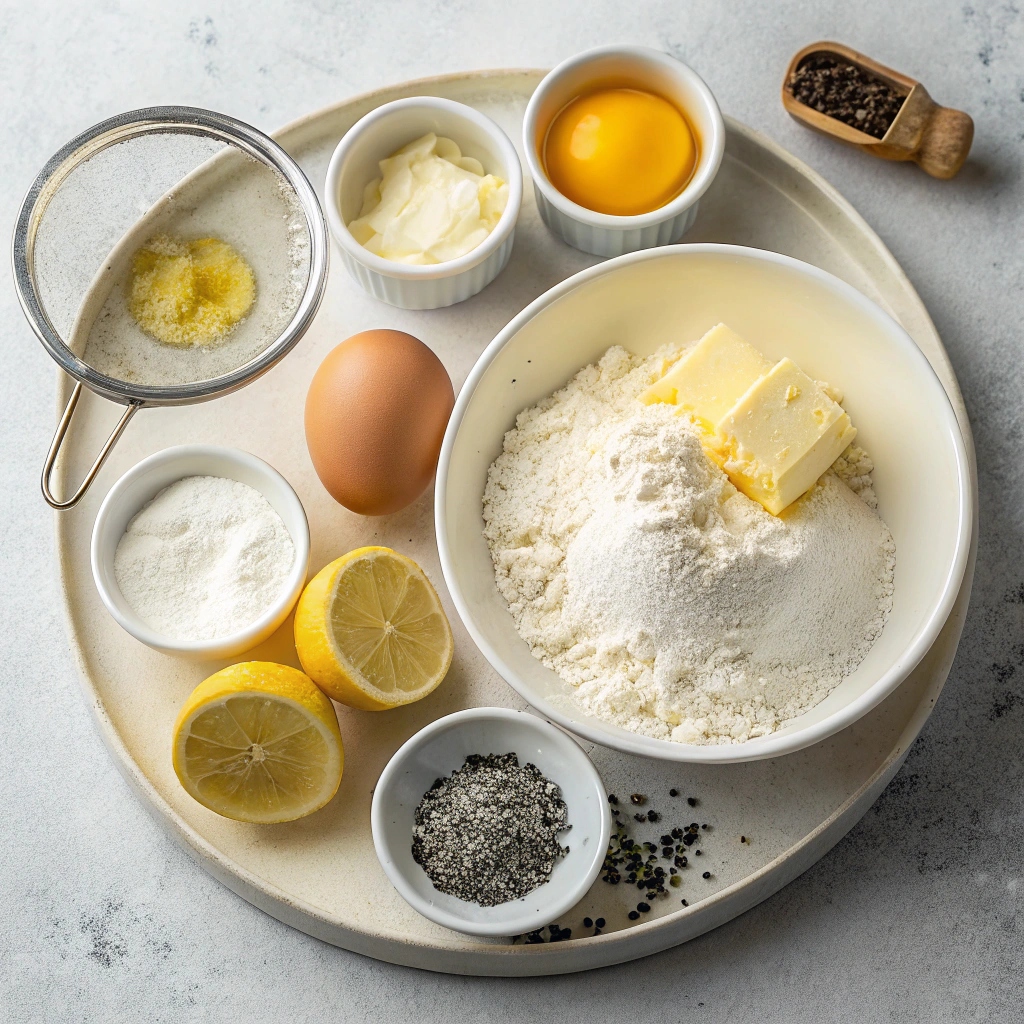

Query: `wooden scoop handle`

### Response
(915, 105, 974, 179)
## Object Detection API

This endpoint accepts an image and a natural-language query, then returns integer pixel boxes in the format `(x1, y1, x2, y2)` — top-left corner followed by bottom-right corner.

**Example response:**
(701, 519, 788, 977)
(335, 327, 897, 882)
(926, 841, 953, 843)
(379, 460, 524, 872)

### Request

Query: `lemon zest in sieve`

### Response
(128, 235, 255, 347)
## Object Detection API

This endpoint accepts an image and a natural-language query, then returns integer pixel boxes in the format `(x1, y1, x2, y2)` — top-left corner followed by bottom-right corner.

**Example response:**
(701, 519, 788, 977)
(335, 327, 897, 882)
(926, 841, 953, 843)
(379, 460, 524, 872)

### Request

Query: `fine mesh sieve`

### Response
(12, 106, 329, 509)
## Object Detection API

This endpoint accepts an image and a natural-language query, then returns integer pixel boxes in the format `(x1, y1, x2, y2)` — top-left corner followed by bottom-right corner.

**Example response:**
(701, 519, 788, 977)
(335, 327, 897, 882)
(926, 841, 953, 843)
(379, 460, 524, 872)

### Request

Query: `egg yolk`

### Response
(542, 88, 697, 217)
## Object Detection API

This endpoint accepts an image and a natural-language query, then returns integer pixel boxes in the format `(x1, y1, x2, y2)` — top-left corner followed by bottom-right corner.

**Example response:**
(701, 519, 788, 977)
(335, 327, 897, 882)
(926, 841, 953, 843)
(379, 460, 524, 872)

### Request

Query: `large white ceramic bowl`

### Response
(91, 445, 310, 660)
(370, 707, 611, 937)
(435, 245, 973, 764)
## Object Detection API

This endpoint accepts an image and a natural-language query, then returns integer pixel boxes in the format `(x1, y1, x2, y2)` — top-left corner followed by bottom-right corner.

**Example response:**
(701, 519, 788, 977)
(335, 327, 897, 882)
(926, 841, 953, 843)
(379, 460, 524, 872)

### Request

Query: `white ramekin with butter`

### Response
(326, 97, 523, 309)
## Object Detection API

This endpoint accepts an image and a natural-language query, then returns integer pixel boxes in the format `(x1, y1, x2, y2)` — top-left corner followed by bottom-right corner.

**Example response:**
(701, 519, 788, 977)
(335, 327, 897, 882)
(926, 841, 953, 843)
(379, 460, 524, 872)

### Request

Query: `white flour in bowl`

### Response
(482, 345, 895, 745)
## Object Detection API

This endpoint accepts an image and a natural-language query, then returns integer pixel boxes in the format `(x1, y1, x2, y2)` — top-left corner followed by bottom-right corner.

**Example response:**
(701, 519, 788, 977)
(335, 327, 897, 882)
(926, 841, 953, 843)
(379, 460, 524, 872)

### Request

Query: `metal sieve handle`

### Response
(41, 382, 140, 509)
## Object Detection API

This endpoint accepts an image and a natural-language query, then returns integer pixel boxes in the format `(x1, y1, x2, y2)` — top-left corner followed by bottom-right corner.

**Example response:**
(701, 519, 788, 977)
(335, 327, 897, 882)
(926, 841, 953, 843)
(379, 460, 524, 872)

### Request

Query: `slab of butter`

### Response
(641, 323, 772, 429)
(642, 324, 857, 515)
(717, 357, 857, 515)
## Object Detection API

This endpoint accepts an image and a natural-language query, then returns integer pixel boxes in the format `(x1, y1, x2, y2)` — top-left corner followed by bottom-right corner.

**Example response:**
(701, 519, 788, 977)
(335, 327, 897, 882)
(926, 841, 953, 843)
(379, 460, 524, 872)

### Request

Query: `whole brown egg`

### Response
(304, 330, 455, 516)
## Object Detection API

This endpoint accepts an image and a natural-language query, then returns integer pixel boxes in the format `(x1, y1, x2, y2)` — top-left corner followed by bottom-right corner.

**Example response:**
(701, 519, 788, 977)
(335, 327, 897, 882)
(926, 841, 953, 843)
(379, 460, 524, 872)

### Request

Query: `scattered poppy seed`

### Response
(583, 917, 593, 928)
(681, 899, 688, 906)
(628, 910, 640, 920)
(687, 797, 698, 807)
(637, 902, 650, 913)
(669, 788, 679, 797)
(595, 917, 605, 928)
(630, 793, 646, 806)
(600, 791, 716, 910)
(702, 871, 711, 879)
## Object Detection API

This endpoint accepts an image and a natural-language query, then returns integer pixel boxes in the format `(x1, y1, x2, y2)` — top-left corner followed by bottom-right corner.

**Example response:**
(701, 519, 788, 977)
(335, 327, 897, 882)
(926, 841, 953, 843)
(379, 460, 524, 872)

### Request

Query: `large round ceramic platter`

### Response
(53, 71, 978, 976)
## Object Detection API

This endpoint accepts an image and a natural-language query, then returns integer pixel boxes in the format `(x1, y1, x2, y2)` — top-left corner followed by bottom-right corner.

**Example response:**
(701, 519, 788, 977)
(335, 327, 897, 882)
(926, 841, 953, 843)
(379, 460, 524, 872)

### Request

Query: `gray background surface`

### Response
(1, 1, 1020, 1020)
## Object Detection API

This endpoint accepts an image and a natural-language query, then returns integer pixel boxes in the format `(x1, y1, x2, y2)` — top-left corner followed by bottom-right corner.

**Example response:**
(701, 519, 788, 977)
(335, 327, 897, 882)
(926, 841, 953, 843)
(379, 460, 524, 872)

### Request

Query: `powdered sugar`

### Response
(114, 475, 295, 641)
(482, 345, 895, 745)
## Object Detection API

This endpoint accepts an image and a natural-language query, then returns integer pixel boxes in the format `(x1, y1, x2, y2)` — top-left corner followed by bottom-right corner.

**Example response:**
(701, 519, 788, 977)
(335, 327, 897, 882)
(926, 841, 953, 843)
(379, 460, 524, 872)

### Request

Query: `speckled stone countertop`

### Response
(1, 2, 1021, 1020)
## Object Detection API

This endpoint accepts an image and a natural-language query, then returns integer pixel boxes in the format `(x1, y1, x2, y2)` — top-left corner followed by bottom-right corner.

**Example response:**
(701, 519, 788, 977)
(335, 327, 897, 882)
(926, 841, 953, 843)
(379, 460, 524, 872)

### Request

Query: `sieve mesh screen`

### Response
(31, 130, 311, 388)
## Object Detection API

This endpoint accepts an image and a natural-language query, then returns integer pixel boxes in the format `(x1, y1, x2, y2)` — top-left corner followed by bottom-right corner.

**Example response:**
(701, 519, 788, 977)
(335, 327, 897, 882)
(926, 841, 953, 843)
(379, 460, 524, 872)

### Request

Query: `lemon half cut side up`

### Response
(172, 662, 344, 824)
(294, 547, 454, 711)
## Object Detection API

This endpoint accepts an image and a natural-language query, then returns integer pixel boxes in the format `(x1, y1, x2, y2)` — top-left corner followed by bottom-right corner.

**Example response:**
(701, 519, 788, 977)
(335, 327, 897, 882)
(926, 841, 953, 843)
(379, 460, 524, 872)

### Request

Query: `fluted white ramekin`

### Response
(523, 46, 725, 257)
(325, 97, 522, 310)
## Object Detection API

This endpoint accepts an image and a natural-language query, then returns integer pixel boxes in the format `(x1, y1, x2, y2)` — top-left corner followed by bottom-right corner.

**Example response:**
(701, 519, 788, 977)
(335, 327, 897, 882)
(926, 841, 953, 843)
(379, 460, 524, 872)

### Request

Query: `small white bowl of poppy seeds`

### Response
(370, 707, 612, 937)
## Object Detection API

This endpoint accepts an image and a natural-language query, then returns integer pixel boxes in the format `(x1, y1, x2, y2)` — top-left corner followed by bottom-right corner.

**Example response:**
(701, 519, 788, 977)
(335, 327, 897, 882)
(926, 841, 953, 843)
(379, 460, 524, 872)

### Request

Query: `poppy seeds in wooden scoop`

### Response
(789, 52, 906, 139)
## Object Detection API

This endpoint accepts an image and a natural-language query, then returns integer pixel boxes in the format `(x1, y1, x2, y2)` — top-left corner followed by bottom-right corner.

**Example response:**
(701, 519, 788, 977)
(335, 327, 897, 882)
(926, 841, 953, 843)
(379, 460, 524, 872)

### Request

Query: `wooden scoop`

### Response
(782, 41, 973, 179)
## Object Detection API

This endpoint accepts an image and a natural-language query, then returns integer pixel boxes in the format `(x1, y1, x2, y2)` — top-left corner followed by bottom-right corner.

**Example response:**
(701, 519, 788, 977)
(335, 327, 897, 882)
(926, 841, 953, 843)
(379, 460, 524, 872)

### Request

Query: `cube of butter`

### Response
(641, 323, 772, 429)
(717, 357, 857, 515)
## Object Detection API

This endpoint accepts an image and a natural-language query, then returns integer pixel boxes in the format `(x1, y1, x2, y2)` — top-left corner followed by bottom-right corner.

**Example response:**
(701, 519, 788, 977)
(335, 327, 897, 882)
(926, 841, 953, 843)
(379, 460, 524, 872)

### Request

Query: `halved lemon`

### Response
(294, 546, 454, 710)
(172, 662, 344, 823)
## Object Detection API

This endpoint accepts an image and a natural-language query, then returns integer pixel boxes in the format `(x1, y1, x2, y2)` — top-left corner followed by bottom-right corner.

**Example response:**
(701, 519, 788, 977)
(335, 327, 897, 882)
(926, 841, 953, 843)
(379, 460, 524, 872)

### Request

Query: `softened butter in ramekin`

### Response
(347, 133, 508, 265)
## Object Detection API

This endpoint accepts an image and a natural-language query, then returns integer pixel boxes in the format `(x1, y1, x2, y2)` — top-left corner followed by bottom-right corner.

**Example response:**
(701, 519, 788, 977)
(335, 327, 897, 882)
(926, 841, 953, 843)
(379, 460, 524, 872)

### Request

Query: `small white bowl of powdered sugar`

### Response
(92, 445, 310, 660)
